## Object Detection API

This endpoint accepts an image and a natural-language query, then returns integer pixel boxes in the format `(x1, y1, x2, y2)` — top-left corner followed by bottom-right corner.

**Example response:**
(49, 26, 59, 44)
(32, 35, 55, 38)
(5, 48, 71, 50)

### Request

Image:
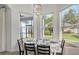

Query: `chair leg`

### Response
(25, 51, 27, 55)
(34, 51, 36, 55)
(22, 51, 24, 55)
(19, 51, 21, 55)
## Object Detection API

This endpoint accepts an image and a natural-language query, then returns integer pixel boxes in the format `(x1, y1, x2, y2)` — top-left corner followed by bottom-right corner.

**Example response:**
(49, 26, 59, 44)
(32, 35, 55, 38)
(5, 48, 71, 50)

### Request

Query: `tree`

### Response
(63, 9, 79, 36)
(44, 15, 53, 35)
(63, 9, 77, 25)
(63, 9, 77, 32)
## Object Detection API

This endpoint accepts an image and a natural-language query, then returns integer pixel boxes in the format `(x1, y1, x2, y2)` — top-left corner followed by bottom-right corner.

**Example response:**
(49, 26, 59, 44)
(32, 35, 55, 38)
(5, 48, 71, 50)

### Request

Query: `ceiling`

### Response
(11, 4, 70, 15)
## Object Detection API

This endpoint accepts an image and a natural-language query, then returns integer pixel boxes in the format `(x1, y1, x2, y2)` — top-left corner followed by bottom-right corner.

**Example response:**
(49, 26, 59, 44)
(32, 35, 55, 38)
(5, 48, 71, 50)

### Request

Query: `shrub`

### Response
(44, 30, 51, 35)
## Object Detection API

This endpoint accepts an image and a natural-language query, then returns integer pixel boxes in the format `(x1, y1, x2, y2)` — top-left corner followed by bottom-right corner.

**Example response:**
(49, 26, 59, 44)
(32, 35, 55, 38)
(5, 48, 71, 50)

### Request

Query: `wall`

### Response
(5, 5, 12, 51)
(0, 8, 6, 52)
(10, 4, 33, 51)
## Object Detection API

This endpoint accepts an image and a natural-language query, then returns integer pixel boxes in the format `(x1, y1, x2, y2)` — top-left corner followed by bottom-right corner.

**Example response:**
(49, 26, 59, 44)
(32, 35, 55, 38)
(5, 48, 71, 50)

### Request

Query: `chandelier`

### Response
(33, 4, 42, 15)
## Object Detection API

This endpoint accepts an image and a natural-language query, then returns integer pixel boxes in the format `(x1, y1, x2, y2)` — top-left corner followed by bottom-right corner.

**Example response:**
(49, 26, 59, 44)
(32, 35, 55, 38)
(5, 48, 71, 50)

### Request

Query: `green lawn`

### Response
(63, 33, 79, 42)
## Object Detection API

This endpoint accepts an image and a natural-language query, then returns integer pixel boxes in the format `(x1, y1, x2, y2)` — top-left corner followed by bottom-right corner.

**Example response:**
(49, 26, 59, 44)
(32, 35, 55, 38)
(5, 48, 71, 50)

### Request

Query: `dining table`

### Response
(25, 40, 61, 55)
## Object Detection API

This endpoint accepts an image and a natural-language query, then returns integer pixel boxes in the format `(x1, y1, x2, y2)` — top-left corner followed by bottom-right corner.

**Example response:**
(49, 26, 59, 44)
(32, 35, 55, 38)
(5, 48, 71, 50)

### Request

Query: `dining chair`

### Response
(24, 43, 36, 55)
(56, 40, 65, 55)
(17, 39, 24, 55)
(37, 44, 50, 55)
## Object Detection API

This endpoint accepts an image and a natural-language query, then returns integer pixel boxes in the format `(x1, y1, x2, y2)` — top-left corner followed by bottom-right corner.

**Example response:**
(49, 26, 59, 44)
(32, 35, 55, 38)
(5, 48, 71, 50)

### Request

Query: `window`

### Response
(60, 5, 79, 42)
(43, 13, 53, 40)
(20, 22, 26, 38)
(20, 15, 33, 39)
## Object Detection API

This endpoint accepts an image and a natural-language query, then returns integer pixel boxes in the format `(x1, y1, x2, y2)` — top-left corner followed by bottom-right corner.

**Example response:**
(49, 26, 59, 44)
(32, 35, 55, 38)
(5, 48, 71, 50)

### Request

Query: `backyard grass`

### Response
(63, 33, 79, 42)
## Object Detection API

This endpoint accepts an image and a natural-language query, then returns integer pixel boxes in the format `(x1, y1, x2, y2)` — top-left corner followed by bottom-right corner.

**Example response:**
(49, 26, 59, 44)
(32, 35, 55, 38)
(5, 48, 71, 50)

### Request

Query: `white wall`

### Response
(0, 8, 6, 52)
(5, 5, 12, 51)
(10, 4, 33, 51)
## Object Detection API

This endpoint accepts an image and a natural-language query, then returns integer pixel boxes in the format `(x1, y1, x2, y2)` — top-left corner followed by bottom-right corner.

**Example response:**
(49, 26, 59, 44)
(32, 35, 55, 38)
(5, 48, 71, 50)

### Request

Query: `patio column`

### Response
(59, 12, 62, 40)
(53, 6, 60, 41)
(33, 4, 43, 42)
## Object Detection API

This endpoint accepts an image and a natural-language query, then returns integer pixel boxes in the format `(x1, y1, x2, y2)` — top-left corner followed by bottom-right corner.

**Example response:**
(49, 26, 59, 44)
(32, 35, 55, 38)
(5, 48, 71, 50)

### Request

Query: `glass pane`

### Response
(27, 25, 32, 39)
(43, 13, 53, 40)
(21, 22, 26, 27)
(22, 27, 26, 33)
(22, 33, 26, 38)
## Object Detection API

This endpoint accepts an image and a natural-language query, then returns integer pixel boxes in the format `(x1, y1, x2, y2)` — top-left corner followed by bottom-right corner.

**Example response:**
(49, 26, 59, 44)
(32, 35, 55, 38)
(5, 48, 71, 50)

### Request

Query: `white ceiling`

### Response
(11, 4, 70, 15)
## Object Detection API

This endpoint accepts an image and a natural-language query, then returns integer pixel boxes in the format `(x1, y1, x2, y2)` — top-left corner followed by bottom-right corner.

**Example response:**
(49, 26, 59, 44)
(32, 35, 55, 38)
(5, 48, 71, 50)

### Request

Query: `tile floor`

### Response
(0, 51, 18, 55)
